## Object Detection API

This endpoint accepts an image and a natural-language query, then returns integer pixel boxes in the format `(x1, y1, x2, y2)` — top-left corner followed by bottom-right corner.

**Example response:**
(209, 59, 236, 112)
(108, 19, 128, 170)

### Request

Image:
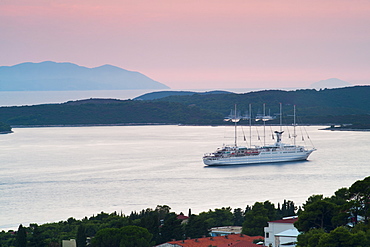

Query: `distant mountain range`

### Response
(310, 78, 352, 89)
(0, 61, 169, 91)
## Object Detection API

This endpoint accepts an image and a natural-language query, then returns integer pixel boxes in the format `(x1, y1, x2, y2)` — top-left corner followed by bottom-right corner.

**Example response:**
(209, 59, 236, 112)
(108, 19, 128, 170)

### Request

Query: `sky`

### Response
(1, 0, 370, 89)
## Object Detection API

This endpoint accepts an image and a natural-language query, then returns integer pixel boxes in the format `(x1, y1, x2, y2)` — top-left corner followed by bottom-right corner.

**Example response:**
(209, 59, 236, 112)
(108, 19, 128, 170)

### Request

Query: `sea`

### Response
(0, 90, 369, 231)
(1, 125, 369, 231)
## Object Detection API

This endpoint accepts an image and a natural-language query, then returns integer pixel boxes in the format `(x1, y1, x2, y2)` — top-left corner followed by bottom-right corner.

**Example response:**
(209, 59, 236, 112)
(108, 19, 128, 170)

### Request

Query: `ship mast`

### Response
(293, 105, 296, 145)
(263, 103, 266, 146)
(280, 102, 282, 132)
(234, 104, 237, 146)
(249, 103, 252, 148)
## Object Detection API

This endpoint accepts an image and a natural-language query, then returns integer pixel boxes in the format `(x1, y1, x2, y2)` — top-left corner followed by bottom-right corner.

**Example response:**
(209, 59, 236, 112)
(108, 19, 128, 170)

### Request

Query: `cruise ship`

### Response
(203, 104, 316, 166)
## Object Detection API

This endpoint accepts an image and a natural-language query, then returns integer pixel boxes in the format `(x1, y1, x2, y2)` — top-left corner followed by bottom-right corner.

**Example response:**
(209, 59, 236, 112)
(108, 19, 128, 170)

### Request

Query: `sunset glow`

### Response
(1, 0, 370, 89)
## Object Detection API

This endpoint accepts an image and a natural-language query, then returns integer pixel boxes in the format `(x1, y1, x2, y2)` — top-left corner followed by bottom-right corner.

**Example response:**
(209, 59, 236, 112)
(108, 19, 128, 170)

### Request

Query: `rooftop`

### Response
(269, 216, 298, 224)
(158, 234, 263, 247)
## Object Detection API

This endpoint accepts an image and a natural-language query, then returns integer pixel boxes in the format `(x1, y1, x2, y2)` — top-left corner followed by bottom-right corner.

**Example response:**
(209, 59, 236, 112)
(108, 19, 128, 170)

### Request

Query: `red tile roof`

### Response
(219, 240, 261, 247)
(161, 234, 263, 247)
(177, 214, 189, 220)
(269, 218, 298, 224)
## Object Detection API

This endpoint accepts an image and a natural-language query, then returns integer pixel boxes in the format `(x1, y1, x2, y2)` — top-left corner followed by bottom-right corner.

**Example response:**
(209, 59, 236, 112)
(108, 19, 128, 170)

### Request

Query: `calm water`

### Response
(1, 125, 369, 230)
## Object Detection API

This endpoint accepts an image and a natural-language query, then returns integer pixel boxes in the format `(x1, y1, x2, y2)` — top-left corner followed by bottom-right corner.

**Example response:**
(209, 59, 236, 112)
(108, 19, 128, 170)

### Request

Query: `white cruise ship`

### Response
(203, 104, 316, 166)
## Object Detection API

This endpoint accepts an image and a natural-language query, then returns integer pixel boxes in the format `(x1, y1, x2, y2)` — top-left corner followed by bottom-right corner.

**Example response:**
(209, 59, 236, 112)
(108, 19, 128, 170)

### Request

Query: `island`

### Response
(0, 122, 12, 134)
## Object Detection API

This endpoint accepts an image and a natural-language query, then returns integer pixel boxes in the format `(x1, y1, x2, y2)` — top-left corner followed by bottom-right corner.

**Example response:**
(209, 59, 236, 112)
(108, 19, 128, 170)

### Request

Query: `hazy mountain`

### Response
(0, 61, 169, 91)
(310, 78, 352, 89)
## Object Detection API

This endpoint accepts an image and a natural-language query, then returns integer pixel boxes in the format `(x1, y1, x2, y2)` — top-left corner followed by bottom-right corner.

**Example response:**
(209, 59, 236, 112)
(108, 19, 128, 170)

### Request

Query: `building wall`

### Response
(264, 222, 297, 247)
(62, 239, 76, 247)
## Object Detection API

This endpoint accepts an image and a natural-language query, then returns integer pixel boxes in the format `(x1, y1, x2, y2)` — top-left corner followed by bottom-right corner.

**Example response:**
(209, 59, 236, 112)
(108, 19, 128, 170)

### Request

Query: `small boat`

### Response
(203, 104, 316, 166)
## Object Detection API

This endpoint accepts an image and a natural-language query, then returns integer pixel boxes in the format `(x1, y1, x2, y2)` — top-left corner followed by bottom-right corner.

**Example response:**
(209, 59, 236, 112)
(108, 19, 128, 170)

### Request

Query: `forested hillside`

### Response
(0, 99, 223, 126)
(154, 86, 370, 117)
(0, 86, 369, 126)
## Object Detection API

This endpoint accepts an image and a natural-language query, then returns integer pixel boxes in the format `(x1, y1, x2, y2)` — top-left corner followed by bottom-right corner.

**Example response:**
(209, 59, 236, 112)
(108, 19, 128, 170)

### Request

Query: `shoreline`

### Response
(9, 123, 330, 128)
(11, 124, 370, 131)
(0, 130, 13, 134)
(321, 127, 370, 131)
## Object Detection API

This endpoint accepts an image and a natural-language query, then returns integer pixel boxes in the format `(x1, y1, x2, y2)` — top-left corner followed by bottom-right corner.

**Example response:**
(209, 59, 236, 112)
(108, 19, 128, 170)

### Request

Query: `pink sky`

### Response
(1, 0, 370, 89)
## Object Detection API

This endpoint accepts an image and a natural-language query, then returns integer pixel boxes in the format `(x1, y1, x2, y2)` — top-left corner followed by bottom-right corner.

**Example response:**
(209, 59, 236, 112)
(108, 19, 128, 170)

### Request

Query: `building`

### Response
(62, 239, 76, 247)
(264, 216, 299, 247)
(155, 233, 263, 247)
(177, 213, 189, 224)
(210, 226, 242, 236)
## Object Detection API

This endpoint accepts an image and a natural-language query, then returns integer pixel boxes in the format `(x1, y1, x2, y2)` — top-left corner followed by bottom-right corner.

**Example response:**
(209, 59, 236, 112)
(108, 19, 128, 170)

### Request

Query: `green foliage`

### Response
(91, 226, 153, 247)
(198, 207, 234, 228)
(349, 176, 370, 225)
(233, 208, 244, 226)
(76, 224, 86, 247)
(0, 100, 223, 126)
(242, 200, 292, 237)
(159, 213, 183, 243)
(278, 200, 296, 218)
(185, 215, 209, 238)
(91, 228, 122, 247)
(242, 202, 269, 236)
(15, 224, 27, 247)
(297, 227, 370, 247)
(295, 176, 370, 246)
(0, 121, 11, 132)
(28, 224, 45, 247)
(295, 199, 339, 232)
(0, 230, 16, 247)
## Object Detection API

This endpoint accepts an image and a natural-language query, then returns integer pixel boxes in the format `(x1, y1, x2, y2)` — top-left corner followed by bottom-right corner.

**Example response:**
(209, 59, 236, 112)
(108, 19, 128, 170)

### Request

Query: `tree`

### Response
(155, 205, 171, 221)
(263, 201, 278, 220)
(28, 224, 44, 247)
(349, 176, 370, 225)
(91, 228, 122, 247)
(233, 208, 244, 226)
(296, 228, 326, 247)
(119, 226, 153, 247)
(317, 227, 355, 247)
(279, 200, 296, 218)
(159, 214, 183, 242)
(198, 207, 234, 229)
(185, 215, 209, 239)
(76, 224, 86, 247)
(242, 202, 269, 236)
(295, 198, 341, 232)
(15, 224, 27, 247)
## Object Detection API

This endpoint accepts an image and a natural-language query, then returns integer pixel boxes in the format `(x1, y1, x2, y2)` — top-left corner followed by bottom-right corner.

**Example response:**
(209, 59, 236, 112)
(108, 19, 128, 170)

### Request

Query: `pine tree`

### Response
(15, 224, 27, 247)
(76, 224, 86, 247)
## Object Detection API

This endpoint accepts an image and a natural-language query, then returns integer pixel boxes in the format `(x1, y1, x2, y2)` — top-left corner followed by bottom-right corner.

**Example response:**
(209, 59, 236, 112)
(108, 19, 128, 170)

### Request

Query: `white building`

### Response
(264, 216, 299, 247)
(62, 239, 76, 247)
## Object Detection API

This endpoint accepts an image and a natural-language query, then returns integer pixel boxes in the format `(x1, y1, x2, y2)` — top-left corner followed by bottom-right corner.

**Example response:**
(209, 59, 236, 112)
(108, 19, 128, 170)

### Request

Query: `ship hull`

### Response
(203, 150, 315, 166)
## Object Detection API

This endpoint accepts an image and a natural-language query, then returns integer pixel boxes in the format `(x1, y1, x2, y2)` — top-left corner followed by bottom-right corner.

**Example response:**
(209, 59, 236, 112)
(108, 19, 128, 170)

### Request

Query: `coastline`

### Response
(321, 127, 370, 131)
(9, 123, 330, 128)
(0, 130, 13, 134)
